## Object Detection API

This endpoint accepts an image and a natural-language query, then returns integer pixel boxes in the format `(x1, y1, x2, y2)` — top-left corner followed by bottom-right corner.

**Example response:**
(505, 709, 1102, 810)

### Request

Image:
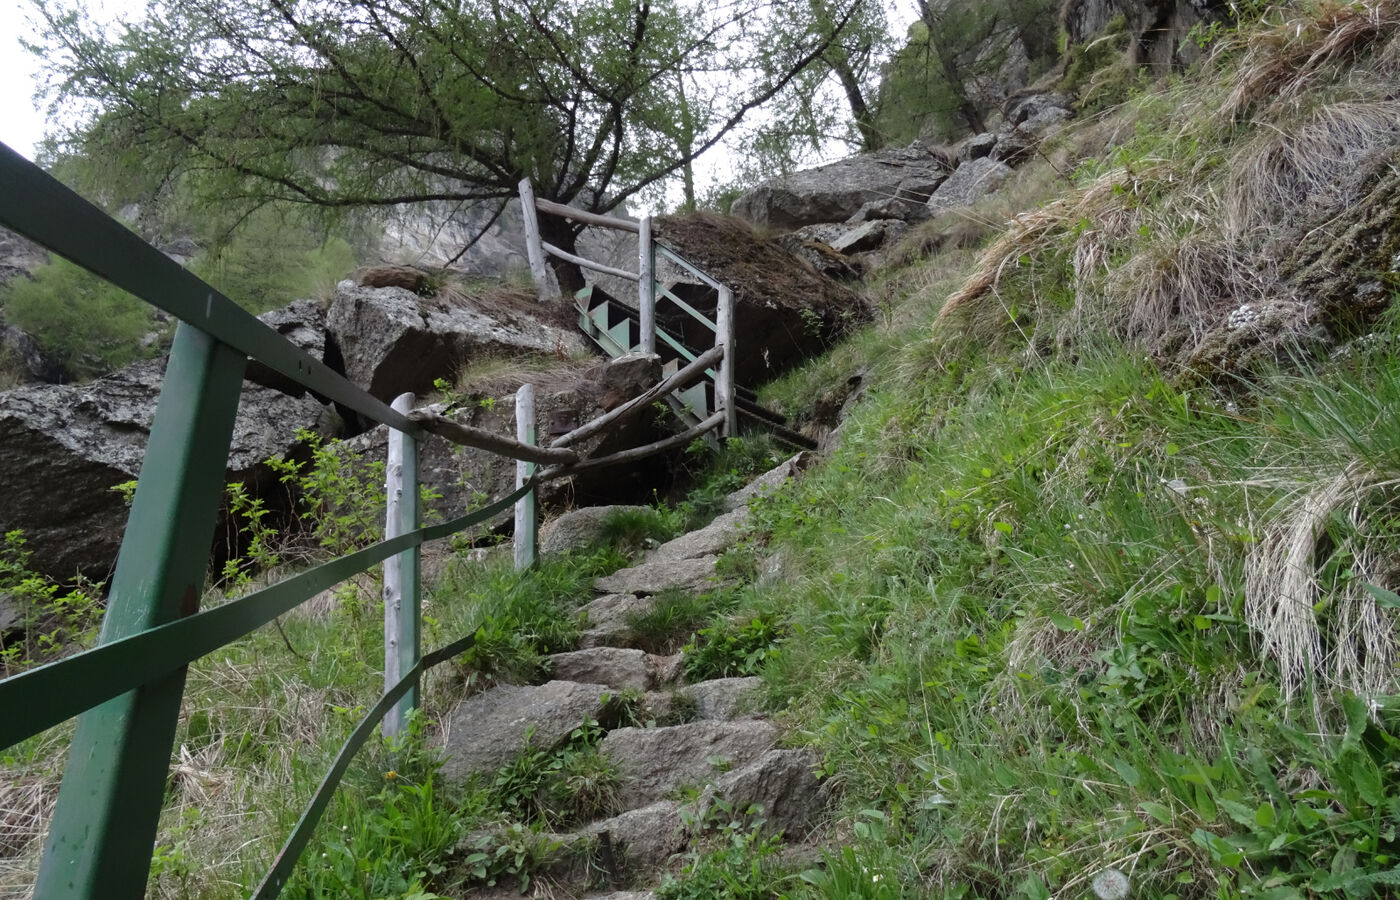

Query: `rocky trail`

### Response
(435, 455, 820, 898)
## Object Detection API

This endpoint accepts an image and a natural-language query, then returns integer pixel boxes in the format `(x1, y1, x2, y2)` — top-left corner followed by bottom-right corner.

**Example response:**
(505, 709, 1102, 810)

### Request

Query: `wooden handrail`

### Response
(541, 241, 640, 282)
(534, 197, 641, 233)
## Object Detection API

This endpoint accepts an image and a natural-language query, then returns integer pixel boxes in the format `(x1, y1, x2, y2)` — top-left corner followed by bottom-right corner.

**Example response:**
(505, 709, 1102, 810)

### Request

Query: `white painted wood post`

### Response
(638, 215, 655, 355)
(518, 178, 556, 302)
(715, 285, 737, 439)
(514, 383, 538, 571)
(383, 392, 420, 739)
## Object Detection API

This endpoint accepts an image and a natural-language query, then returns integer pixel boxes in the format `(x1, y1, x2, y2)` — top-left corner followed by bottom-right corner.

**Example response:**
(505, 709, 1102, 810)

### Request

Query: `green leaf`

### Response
(1255, 803, 1277, 829)
(1165, 442, 1180, 456)
(993, 521, 1013, 534)
(1112, 758, 1141, 787)
(1048, 611, 1085, 632)
(1362, 583, 1400, 609)
(1139, 801, 1173, 825)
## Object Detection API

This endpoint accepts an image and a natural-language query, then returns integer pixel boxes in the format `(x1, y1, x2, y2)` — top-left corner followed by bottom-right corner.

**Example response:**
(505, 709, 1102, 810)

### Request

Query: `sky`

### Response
(2, 0, 52, 159)
(1, 0, 144, 159)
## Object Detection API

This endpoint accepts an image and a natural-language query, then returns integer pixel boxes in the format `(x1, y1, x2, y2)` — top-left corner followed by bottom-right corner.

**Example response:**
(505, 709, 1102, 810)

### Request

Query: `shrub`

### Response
(1, 257, 160, 380)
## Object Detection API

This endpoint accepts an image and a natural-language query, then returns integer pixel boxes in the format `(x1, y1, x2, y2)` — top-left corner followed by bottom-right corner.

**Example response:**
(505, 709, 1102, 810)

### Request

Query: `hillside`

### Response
(7, 2, 1400, 899)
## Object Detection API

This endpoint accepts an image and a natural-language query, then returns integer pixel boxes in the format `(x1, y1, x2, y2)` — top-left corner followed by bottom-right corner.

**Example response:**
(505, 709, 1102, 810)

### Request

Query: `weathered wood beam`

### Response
(409, 410, 580, 465)
(550, 344, 724, 449)
(534, 197, 641, 233)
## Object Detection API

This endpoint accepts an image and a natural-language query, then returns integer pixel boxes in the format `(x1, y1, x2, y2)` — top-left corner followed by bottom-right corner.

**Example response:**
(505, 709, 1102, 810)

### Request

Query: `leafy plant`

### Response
(684, 613, 785, 681)
(0, 530, 102, 674)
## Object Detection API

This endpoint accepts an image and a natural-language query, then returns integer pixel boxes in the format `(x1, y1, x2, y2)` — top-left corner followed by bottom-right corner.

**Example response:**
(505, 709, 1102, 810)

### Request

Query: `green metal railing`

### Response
(0, 143, 538, 898)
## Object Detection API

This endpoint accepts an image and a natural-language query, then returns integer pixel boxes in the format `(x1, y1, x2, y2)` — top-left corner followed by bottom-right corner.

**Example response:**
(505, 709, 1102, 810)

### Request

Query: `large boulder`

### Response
(731, 144, 952, 231)
(326, 282, 588, 403)
(651, 214, 871, 386)
(926, 158, 1015, 217)
(246, 299, 328, 396)
(0, 357, 334, 582)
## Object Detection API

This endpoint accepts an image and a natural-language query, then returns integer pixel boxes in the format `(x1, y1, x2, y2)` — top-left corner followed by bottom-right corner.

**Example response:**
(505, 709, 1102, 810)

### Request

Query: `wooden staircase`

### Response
(575, 283, 816, 451)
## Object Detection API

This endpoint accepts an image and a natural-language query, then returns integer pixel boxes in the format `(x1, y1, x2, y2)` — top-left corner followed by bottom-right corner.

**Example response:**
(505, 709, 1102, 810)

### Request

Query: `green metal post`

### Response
(35, 323, 247, 900)
(383, 392, 421, 738)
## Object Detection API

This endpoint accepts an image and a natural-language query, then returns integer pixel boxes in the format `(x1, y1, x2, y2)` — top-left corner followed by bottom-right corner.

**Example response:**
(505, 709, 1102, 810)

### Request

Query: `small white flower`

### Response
(1092, 867, 1130, 900)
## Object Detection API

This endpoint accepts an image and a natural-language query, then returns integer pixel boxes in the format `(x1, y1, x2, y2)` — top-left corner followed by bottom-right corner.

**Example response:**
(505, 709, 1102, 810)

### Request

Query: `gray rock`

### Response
(0, 592, 26, 634)
(0, 325, 63, 384)
(579, 592, 656, 648)
(731, 144, 952, 231)
(641, 508, 746, 565)
(708, 749, 824, 837)
(548, 647, 653, 691)
(828, 220, 908, 255)
(438, 680, 613, 784)
(958, 132, 998, 162)
(326, 283, 587, 402)
(770, 234, 863, 282)
(599, 354, 661, 409)
(600, 720, 779, 808)
(991, 129, 1036, 166)
(926, 158, 1014, 217)
(540, 505, 650, 557)
(583, 801, 689, 871)
(679, 677, 765, 721)
(1007, 94, 1071, 129)
(0, 226, 47, 287)
(593, 554, 725, 596)
(721, 453, 811, 512)
(246, 299, 327, 396)
(0, 357, 332, 582)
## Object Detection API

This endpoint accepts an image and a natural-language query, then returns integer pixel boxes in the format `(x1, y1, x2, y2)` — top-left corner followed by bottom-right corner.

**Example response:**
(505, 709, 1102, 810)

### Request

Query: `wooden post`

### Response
(638, 215, 655, 355)
(518, 178, 556, 302)
(383, 392, 420, 740)
(514, 383, 537, 570)
(715, 284, 737, 439)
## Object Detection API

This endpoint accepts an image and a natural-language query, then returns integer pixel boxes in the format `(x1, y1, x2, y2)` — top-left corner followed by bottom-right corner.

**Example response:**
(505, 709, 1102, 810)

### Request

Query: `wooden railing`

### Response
(0, 145, 734, 900)
(517, 179, 738, 438)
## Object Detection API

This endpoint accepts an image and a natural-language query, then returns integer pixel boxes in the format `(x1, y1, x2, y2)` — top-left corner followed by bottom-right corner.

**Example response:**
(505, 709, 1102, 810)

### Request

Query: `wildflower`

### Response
(1092, 867, 1130, 900)
(385, 770, 397, 780)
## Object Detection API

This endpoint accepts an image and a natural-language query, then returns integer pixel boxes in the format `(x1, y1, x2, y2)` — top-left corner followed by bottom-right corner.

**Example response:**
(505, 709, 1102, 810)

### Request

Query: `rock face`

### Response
(0, 358, 333, 582)
(1062, 0, 1230, 73)
(0, 227, 46, 288)
(731, 144, 952, 231)
(326, 283, 587, 402)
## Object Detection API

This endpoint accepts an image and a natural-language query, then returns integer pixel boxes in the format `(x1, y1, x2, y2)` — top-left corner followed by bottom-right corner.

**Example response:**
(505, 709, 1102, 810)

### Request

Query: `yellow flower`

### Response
(384, 770, 397, 780)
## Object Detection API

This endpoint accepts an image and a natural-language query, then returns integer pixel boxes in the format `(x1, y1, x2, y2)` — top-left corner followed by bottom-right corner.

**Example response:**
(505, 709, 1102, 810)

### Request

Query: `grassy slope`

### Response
(722, 4, 1400, 898)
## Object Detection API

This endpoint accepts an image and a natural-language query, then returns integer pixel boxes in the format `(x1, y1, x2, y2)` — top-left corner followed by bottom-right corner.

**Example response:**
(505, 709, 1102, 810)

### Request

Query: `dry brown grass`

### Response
(1215, 0, 1400, 124)
(1242, 461, 1400, 703)
(1224, 95, 1400, 239)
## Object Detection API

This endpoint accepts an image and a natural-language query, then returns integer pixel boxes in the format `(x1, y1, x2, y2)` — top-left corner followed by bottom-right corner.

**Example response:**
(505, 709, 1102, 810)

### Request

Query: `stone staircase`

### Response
(437, 456, 819, 898)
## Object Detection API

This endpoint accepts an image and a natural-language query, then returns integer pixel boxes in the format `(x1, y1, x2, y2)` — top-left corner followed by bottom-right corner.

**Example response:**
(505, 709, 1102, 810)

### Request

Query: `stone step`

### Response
(547, 647, 683, 691)
(599, 719, 778, 809)
(437, 680, 613, 784)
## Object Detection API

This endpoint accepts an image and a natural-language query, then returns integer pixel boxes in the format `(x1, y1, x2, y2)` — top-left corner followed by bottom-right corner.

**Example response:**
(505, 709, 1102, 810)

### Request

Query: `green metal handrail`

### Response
(0, 143, 532, 899)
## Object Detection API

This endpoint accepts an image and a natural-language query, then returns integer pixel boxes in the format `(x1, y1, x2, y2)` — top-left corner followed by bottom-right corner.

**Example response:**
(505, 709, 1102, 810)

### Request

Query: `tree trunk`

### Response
(830, 55, 882, 151)
(537, 212, 586, 296)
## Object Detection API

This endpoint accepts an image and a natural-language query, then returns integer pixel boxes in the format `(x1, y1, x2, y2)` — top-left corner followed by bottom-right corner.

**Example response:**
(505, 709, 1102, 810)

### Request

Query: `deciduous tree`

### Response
(31, 0, 870, 290)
